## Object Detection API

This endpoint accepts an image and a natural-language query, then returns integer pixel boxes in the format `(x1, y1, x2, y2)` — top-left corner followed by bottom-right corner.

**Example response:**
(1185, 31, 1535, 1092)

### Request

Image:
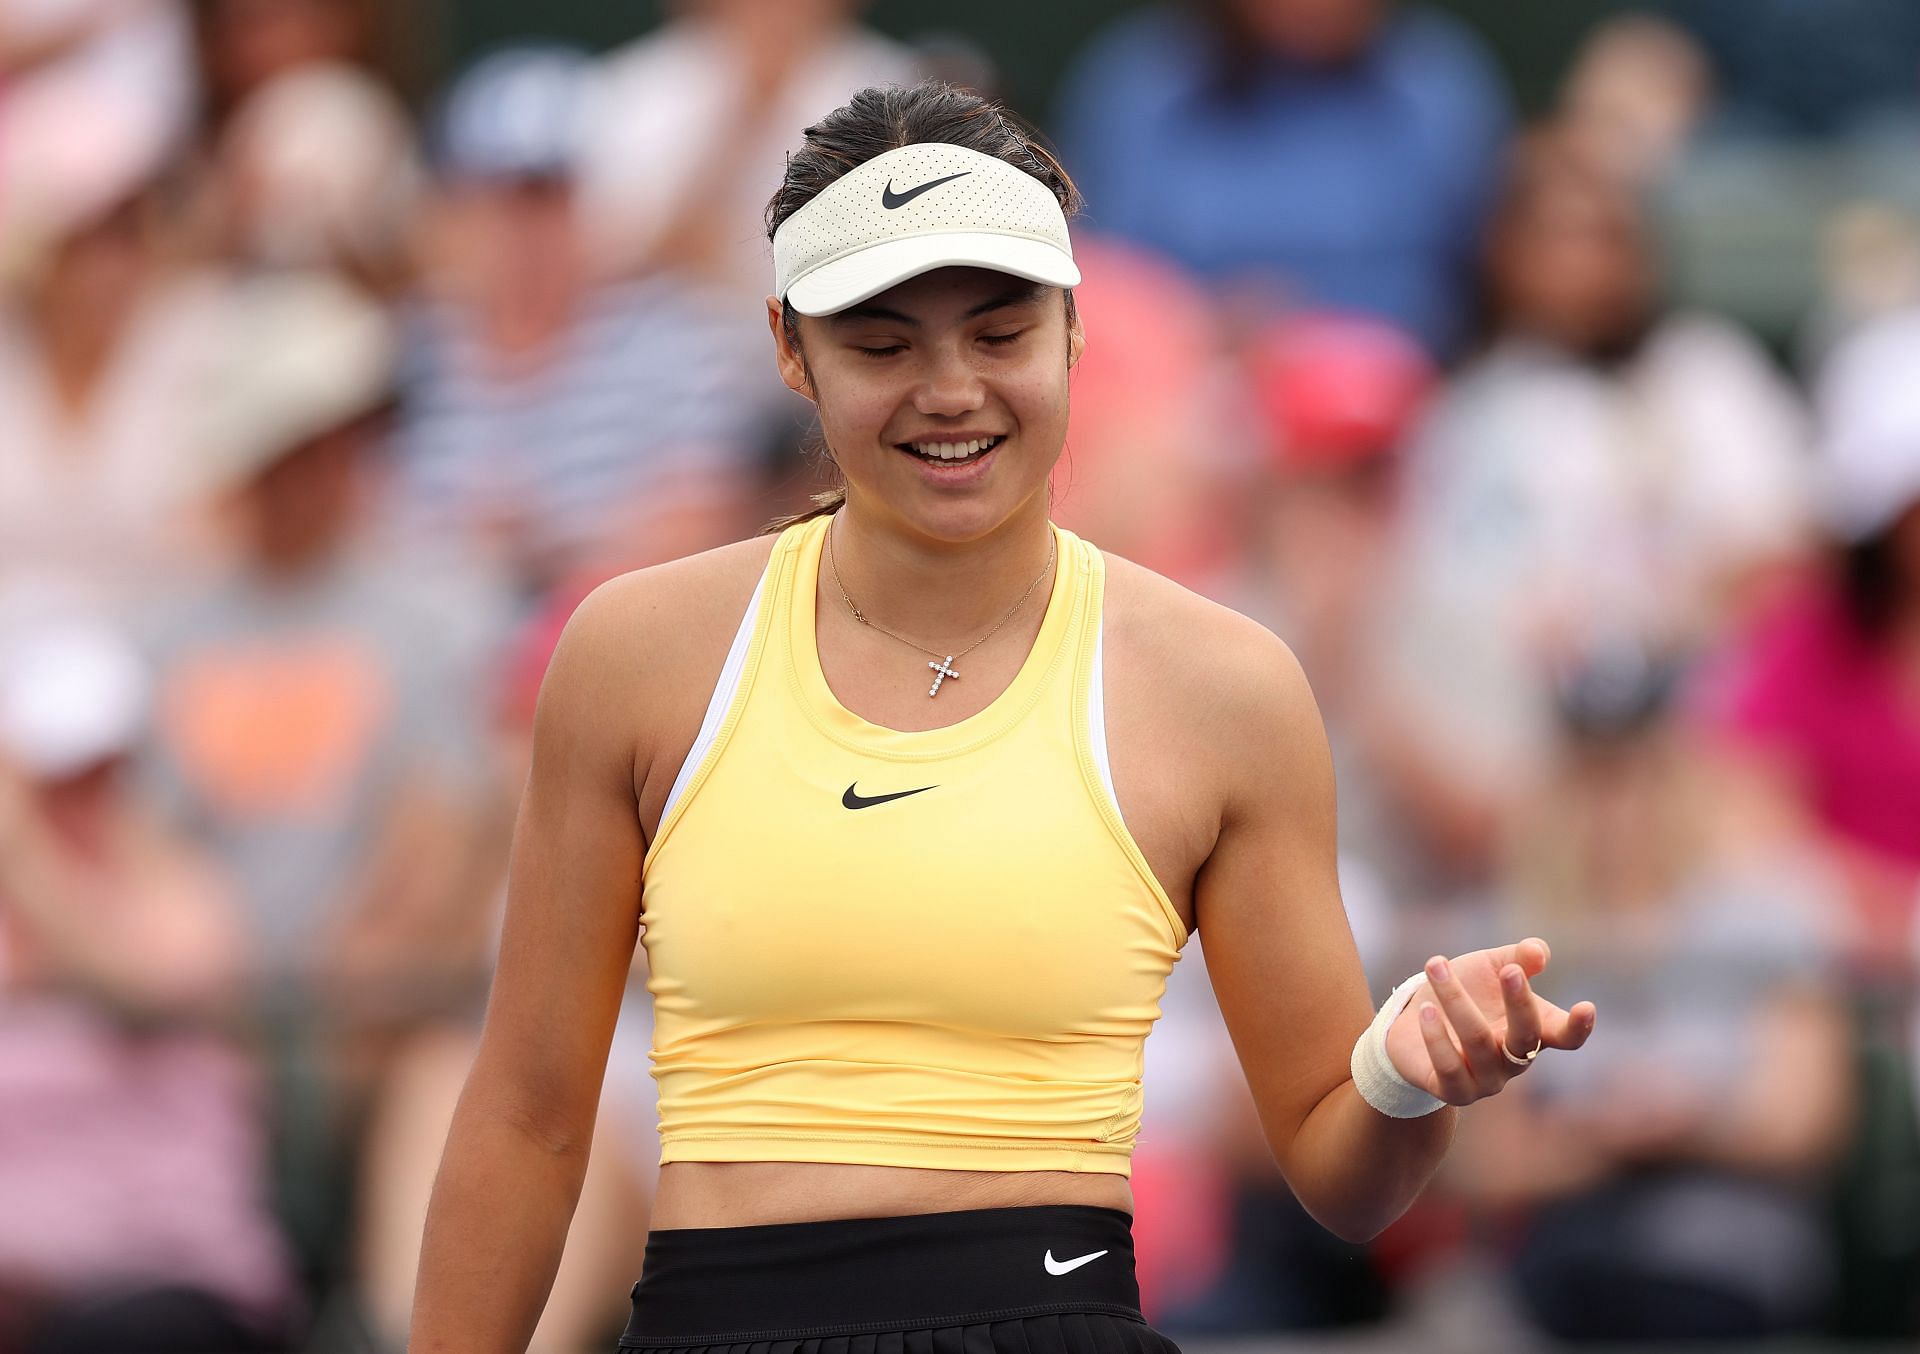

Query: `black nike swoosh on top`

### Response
(880, 172, 971, 209)
(842, 783, 938, 810)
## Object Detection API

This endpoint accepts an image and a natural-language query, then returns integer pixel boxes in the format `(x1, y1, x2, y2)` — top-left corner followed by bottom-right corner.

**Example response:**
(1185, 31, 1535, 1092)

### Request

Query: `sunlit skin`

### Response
(765, 266, 1085, 643)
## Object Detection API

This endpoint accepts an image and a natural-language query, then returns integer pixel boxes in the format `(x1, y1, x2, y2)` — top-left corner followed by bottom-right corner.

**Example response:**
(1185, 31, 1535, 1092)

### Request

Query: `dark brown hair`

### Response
(761, 81, 1083, 533)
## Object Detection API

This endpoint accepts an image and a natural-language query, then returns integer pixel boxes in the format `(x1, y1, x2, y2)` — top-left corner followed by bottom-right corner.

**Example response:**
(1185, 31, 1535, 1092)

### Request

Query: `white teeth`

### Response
(909, 437, 997, 460)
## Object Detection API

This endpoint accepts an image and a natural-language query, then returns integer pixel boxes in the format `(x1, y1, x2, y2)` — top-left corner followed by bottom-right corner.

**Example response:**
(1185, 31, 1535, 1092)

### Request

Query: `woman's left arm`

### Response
(1193, 619, 1596, 1243)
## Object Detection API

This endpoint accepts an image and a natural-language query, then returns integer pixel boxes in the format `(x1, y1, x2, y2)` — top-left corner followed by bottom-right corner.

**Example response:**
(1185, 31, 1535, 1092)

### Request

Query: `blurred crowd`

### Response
(3, 0, 1920, 1350)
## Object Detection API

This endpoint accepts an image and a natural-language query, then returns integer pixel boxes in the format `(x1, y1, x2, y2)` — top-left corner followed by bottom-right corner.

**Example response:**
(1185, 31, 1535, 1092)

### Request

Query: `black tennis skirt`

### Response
(616, 1204, 1181, 1354)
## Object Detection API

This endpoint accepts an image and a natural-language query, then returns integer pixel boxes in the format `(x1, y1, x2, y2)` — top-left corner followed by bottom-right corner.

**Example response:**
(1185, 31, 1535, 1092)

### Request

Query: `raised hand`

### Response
(1383, 936, 1597, 1106)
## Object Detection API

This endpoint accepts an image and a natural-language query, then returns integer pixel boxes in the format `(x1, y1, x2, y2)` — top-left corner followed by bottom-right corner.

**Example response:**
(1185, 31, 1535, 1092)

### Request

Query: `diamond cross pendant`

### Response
(927, 655, 960, 698)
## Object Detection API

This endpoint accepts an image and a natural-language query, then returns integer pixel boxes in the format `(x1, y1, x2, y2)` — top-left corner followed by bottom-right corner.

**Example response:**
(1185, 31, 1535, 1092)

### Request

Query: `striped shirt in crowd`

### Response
(390, 274, 762, 582)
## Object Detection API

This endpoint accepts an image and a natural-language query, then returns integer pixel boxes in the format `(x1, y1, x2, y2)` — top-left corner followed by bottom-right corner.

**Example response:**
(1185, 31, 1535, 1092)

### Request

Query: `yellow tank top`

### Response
(639, 513, 1187, 1175)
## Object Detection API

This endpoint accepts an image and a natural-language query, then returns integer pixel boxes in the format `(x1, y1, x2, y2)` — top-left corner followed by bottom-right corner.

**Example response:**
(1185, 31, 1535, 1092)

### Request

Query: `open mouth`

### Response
(896, 435, 1005, 466)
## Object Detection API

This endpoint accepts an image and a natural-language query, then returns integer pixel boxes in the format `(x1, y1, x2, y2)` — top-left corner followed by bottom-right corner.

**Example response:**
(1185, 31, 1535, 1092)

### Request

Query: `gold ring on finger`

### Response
(1501, 1038, 1542, 1068)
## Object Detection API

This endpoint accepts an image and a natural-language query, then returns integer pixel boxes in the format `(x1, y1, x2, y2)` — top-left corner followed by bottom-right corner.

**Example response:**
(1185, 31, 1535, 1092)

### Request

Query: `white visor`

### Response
(773, 142, 1079, 316)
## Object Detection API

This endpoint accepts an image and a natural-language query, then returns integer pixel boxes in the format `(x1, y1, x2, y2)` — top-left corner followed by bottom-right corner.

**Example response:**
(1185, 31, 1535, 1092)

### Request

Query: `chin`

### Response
(860, 448, 1050, 542)
(892, 499, 1023, 547)
(905, 484, 1056, 546)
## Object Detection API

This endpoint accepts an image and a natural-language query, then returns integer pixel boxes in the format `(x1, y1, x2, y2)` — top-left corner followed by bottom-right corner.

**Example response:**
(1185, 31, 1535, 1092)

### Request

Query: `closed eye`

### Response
(855, 344, 906, 360)
(981, 331, 1024, 347)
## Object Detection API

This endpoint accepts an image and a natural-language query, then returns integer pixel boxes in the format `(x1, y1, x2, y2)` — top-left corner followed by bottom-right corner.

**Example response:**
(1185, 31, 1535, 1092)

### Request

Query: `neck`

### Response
(823, 495, 1056, 648)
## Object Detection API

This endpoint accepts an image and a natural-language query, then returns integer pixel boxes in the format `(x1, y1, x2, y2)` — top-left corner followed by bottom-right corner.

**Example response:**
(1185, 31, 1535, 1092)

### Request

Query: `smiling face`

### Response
(768, 266, 1084, 544)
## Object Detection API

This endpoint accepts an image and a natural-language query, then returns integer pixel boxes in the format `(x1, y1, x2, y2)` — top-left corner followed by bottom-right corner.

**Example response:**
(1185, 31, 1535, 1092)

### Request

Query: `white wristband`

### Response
(1350, 970, 1449, 1119)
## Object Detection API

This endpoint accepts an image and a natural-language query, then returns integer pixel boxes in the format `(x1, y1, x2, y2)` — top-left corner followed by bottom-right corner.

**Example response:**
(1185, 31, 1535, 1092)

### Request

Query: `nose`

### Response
(912, 343, 986, 418)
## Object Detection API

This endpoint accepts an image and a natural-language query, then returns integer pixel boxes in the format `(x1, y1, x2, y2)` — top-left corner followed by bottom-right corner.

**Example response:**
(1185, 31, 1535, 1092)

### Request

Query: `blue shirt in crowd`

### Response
(1054, 4, 1511, 357)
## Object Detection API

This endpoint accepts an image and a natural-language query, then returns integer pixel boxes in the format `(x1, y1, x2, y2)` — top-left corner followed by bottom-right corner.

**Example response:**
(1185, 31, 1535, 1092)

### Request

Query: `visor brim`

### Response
(784, 232, 1080, 317)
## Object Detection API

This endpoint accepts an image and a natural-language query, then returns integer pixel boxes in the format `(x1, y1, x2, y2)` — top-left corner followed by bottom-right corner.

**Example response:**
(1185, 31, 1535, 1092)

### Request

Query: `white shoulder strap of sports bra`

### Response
(658, 555, 772, 825)
(1088, 611, 1126, 826)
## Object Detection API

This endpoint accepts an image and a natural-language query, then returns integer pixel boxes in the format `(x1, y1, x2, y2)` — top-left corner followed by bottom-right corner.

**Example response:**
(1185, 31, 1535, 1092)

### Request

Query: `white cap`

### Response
(0, 618, 148, 780)
(437, 46, 596, 180)
(195, 273, 398, 492)
(1816, 312, 1920, 540)
(223, 63, 421, 269)
(772, 142, 1079, 317)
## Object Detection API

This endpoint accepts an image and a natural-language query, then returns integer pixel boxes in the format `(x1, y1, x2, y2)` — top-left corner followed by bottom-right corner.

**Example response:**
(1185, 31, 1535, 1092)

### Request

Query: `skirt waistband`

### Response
(621, 1205, 1140, 1345)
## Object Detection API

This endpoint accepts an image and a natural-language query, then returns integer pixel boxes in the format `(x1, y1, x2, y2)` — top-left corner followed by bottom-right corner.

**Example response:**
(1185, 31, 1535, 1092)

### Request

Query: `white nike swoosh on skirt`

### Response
(1043, 1248, 1109, 1276)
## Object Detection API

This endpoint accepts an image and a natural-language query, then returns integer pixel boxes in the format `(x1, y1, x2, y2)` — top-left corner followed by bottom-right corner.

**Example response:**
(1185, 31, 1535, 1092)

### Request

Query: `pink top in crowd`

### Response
(1715, 586, 1920, 870)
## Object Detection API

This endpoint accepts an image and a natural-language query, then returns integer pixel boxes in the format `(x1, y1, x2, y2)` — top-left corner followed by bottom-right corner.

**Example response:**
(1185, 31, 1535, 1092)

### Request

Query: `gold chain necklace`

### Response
(826, 513, 1056, 698)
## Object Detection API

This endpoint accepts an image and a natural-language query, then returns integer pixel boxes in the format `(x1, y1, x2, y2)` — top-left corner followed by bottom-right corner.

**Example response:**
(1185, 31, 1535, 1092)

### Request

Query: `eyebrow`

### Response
(827, 282, 1049, 328)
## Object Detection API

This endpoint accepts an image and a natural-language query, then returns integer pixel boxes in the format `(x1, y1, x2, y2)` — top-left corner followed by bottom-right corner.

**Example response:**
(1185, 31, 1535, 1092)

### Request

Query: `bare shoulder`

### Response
(1097, 547, 1329, 835)
(1099, 549, 1315, 735)
(539, 532, 781, 798)
(564, 532, 779, 674)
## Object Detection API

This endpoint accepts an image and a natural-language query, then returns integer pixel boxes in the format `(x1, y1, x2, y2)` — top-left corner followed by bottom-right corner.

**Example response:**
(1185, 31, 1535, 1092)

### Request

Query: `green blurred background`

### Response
(441, 0, 1639, 119)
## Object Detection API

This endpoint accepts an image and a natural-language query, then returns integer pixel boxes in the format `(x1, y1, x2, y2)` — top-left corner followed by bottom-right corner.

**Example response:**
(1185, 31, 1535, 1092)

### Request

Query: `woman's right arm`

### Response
(410, 580, 649, 1354)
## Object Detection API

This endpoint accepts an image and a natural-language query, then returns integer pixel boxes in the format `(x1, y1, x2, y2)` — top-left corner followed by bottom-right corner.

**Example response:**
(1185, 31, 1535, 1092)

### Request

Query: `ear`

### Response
(767, 294, 814, 401)
(1066, 302, 1086, 370)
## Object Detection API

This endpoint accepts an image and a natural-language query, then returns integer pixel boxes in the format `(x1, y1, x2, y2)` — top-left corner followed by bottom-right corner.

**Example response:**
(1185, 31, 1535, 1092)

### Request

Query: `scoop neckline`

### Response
(787, 513, 1078, 759)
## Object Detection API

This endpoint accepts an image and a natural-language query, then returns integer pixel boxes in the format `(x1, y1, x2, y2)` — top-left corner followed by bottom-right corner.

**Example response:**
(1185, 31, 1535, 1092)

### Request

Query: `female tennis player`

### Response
(409, 82, 1597, 1354)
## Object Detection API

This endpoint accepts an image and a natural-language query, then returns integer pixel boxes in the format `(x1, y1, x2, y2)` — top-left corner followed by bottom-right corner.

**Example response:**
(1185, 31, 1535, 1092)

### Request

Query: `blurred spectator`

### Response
(582, 0, 916, 293)
(392, 46, 764, 603)
(580, 0, 919, 421)
(128, 274, 503, 1303)
(1556, 14, 1712, 187)
(1053, 0, 1511, 356)
(351, 599, 657, 1354)
(1386, 128, 1811, 809)
(910, 30, 1000, 103)
(1705, 311, 1920, 954)
(1049, 237, 1243, 591)
(1447, 647, 1855, 1340)
(193, 0, 419, 284)
(135, 273, 500, 1009)
(0, 0, 195, 277)
(1651, 3, 1920, 345)
(1806, 204, 1920, 365)
(1226, 313, 1500, 901)
(0, 606, 297, 1354)
(0, 130, 233, 613)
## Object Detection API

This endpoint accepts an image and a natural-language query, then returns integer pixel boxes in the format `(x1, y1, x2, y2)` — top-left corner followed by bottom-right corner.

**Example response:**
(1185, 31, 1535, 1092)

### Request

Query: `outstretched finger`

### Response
(1522, 994, 1599, 1052)
(1425, 956, 1506, 1086)
(1499, 964, 1543, 1064)
(1417, 1002, 1473, 1103)
(1484, 935, 1552, 978)
(1554, 999, 1598, 1050)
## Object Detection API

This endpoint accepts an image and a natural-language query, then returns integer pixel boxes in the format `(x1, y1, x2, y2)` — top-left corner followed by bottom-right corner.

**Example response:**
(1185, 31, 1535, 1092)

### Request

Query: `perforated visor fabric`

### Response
(773, 143, 1079, 315)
